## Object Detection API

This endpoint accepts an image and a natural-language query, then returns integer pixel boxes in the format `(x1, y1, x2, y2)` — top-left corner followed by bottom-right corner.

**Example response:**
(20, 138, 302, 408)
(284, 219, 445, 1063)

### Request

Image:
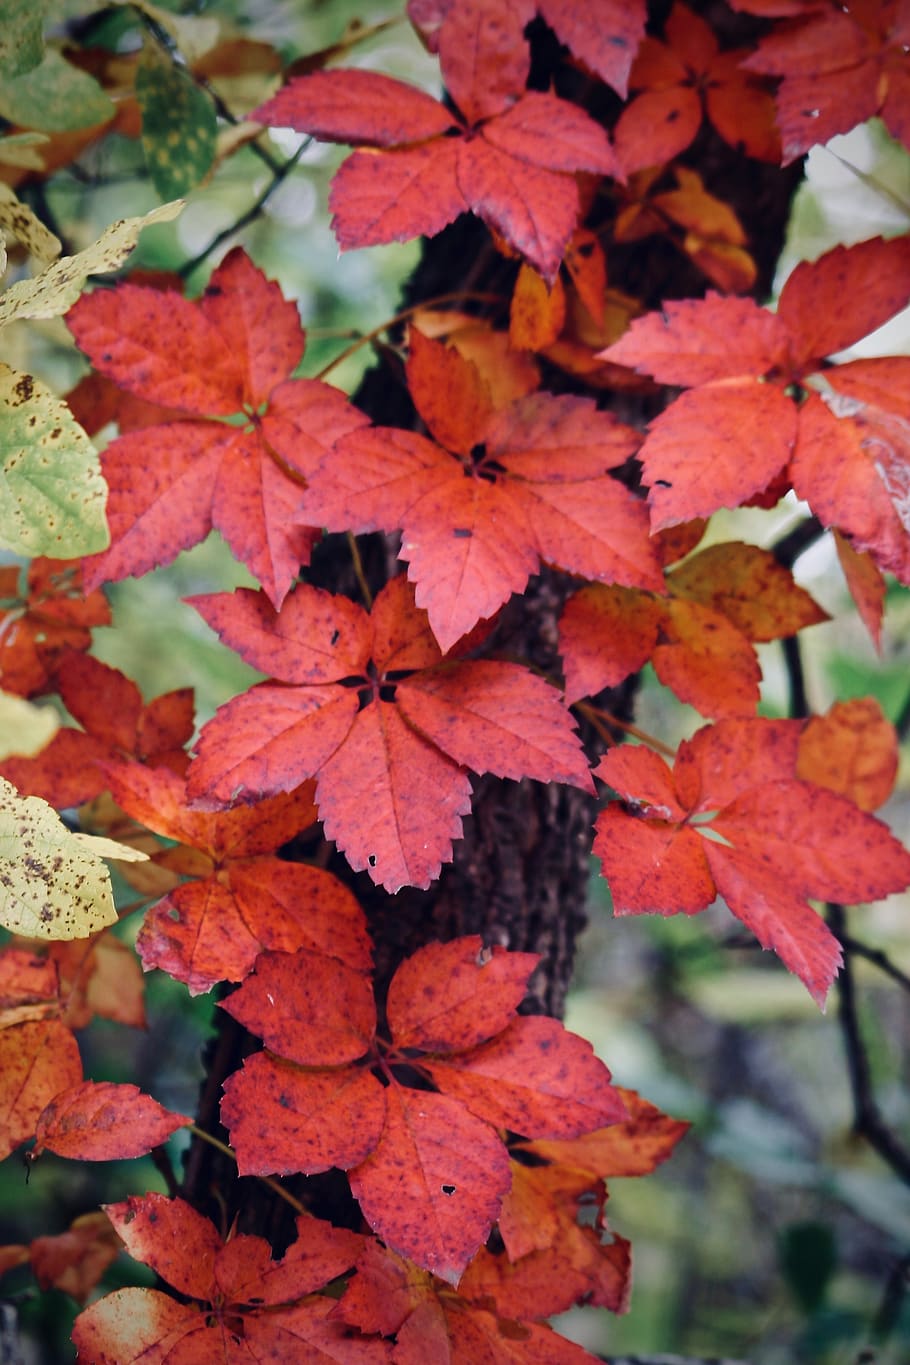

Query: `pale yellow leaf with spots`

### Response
(0, 778, 147, 941)
(0, 200, 183, 328)
(0, 184, 61, 266)
(0, 365, 108, 558)
(0, 692, 58, 760)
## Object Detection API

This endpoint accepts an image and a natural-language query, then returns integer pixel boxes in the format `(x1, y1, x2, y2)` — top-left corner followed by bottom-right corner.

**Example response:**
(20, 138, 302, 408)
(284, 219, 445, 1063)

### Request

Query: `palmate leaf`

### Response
(187, 576, 592, 892)
(67, 248, 368, 608)
(601, 238, 910, 573)
(300, 331, 662, 652)
(253, 72, 618, 281)
(220, 936, 623, 1284)
(593, 720, 910, 1005)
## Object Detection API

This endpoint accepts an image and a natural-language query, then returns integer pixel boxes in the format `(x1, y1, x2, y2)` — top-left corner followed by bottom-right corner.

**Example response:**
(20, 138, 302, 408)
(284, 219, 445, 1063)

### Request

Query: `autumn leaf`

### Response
(31, 1081, 190, 1161)
(743, 0, 910, 163)
(253, 69, 618, 281)
(614, 1, 779, 174)
(600, 239, 910, 571)
(71, 1194, 383, 1363)
(187, 576, 592, 892)
(0, 777, 146, 942)
(0, 653, 194, 808)
(408, 0, 646, 98)
(67, 247, 369, 607)
(559, 541, 825, 718)
(220, 935, 623, 1282)
(0, 558, 110, 699)
(0, 1019, 82, 1160)
(593, 720, 910, 1005)
(300, 330, 661, 652)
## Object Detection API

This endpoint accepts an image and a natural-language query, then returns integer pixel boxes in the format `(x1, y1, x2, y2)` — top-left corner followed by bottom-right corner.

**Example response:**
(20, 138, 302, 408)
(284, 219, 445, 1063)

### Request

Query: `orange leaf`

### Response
(0, 1021, 82, 1160)
(797, 699, 899, 812)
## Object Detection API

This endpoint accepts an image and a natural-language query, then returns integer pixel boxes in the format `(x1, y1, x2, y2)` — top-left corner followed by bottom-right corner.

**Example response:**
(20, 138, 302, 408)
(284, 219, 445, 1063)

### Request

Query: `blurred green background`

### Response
(1, 2, 909, 1362)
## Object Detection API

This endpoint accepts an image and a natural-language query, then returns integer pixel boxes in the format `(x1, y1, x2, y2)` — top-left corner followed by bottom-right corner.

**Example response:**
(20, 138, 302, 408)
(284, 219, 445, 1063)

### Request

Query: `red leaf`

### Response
(70, 250, 366, 608)
(253, 69, 459, 147)
(187, 584, 371, 683)
(834, 531, 886, 648)
(594, 725, 910, 1004)
(539, 0, 646, 97)
(220, 949, 376, 1066)
(399, 662, 593, 790)
(317, 699, 474, 892)
(778, 237, 910, 367)
(425, 1016, 627, 1137)
(32, 1082, 189, 1161)
(0, 559, 109, 699)
(386, 936, 539, 1052)
(222, 1053, 386, 1175)
(559, 585, 663, 703)
(329, 142, 467, 250)
(640, 381, 797, 527)
(438, 0, 530, 124)
(349, 1084, 512, 1285)
(106, 1193, 220, 1300)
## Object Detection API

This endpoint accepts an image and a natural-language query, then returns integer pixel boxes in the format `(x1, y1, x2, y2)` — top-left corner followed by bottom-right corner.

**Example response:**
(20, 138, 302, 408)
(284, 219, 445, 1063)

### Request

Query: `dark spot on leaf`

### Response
(330, 629, 340, 645)
(655, 479, 672, 488)
(453, 528, 472, 539)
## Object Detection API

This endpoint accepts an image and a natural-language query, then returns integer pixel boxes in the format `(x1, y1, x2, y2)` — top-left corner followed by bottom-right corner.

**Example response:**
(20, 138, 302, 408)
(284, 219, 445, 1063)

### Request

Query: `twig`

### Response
(781, 634, 808, 719)
(177, 141, 310, 279)
(826, 904, 910, 1185)
(871, 1250, 910, 1344)
(312, 291, 505, 381)
(835, 933, 910, 994)
(771, 515, 825, 570)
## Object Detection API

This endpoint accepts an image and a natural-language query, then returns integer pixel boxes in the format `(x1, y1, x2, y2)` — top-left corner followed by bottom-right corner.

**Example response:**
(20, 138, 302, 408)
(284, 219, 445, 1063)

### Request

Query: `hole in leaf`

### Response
(441, 1183, 456, 1196)
(368, 854, 377, 868)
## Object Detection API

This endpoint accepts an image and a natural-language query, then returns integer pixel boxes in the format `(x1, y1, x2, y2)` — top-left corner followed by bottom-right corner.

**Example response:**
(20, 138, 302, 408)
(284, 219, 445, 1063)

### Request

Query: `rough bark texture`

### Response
(180, 0, 804, 1265)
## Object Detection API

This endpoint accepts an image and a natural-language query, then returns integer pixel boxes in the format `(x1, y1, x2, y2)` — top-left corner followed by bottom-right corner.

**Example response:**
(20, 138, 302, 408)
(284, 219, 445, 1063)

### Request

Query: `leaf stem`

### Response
(575, 700, 676, 758)
(312, 291, 505, 381)
(187, 1125, 306, 1214)
(347, 533, 373, 610)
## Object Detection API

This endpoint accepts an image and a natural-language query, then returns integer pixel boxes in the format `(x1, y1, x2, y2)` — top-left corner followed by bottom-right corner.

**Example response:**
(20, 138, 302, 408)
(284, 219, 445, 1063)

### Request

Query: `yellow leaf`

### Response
(0, 778, 146, 941)
(0, 691, 58, 759)
(0, 200, 184, 328)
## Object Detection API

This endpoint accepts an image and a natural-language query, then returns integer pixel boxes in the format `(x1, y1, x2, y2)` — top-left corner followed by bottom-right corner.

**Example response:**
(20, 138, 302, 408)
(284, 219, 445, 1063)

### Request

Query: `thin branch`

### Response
(871, 1250, 910, 1344)
(770, 514, 824, 570)
(177, 141, 310, 279)
(781, 633, 808, 720)
(835, 932, 910, 994)
(826, 904, 910, 1186)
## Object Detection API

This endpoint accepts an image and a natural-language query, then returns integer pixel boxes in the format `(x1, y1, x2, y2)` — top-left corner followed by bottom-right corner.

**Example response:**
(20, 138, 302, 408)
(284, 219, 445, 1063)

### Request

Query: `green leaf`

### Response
(0, 0, 47, 79)
(0, 49, 114, 133)
(136, 46, 217, 198)
(779, 1222, 837, 1315)
(0, 364, 108, 558)
(0, 200, 184, 328)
